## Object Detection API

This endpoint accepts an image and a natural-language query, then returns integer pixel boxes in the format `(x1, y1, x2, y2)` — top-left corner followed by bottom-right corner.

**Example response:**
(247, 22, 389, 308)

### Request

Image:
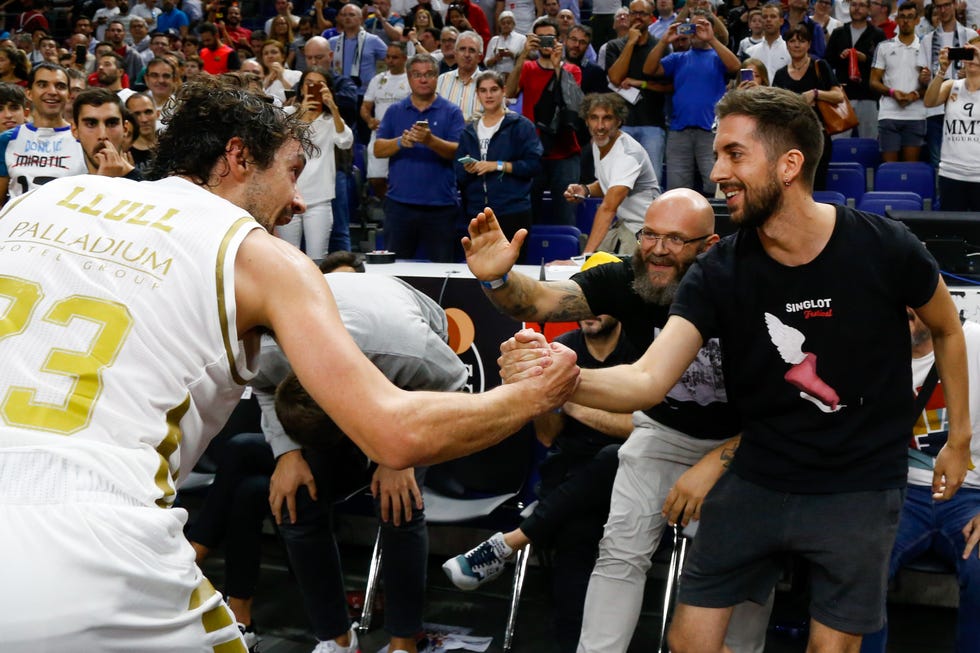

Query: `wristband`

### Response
(641, 80, 648, 89)
(397, 136, 402, 148)
(584, 185, 591, 199)
(480, 273, 509, 290)
(888, 88, 895, 97)
(497, 160, 504, 172)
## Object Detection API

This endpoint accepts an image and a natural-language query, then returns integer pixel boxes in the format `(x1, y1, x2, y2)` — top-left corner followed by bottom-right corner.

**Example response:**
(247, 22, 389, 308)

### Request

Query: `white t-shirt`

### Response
(917, 25, 980, 117)
(498, 0, 536, 34)
(364, 70, 411, 123)
(476, 115, 504, 158)
(938, 78, 980, 182)
(284, 107, 355, 203)
(745, 37, 792, 84)
(594, 131, 661, 234)
(486, 32, 527, 75)
(872, 36, 926, 121)
(908, 320, 980, 489)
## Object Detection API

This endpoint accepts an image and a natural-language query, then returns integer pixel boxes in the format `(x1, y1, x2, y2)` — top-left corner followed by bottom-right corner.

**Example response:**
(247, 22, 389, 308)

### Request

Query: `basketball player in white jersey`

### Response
(0, 77, 579, 652)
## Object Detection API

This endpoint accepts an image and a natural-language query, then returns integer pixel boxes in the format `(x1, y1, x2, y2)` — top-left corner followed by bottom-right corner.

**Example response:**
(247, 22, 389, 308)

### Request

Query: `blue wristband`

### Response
(480, 273, 509, 290)
(397, 136, 402, 149)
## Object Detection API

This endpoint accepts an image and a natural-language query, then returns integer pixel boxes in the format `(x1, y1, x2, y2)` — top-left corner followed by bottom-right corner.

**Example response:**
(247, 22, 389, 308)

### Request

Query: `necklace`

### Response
(791, 56, 810, 72)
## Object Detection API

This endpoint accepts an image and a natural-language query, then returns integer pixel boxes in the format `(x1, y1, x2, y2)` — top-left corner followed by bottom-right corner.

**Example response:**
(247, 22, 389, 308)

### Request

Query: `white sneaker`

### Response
(442, 532, 513, 590)
(311, 624, 359, 653)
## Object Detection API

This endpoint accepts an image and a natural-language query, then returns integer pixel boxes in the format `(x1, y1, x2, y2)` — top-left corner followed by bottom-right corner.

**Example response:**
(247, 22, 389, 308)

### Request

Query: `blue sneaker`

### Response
(442, 532, 513, 590)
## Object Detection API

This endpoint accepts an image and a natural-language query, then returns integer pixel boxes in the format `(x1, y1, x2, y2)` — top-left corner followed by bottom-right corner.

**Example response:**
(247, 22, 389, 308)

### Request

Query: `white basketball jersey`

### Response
(0, 174, 262, 507)
(0, 123, 87, 198)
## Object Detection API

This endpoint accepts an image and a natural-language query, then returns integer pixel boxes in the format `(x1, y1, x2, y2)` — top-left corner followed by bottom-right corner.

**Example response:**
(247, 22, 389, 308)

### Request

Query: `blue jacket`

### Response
(455, 111, 543, 217)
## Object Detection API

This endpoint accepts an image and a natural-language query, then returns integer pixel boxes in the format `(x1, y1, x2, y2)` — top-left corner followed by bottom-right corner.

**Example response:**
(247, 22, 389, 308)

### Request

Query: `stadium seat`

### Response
(875, 162, 936, 209)
(525, 231, 580, 264)
(831, 137, 880, 170)
(825, 167, 866, 206)
(857, 191, 924, 215)
(812, 190, 847, 205)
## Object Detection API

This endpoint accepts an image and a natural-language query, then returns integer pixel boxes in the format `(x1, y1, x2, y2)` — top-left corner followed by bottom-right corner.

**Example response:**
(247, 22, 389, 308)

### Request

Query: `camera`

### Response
(538, 35, 556, 49)
(676, 22, 696, 36)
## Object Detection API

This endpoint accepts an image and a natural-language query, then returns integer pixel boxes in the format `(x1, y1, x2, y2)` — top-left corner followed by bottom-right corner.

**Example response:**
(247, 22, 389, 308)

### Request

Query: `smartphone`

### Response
(538, 35, 555, 48)
(307, 80, 324, 99)
(948, 47, 976, 62)
(457, 155, 479, 165)
(75, 44, 87, 62)
(676, 22, 696, 36)
(739, 68, 754, 83)
(414, 119, 429, 128)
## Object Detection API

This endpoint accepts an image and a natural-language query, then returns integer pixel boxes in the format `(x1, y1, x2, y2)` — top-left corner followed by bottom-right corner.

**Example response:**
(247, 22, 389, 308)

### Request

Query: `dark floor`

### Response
(197, 526, 959, 653)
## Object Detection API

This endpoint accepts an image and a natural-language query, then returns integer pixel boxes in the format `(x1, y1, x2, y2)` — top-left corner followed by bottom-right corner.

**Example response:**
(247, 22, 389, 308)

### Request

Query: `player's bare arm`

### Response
(235, 231, 581, 469)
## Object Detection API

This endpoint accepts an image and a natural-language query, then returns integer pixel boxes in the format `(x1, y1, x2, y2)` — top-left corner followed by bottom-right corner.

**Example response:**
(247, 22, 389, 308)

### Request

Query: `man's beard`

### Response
(631, 249, 694, 305)
(731, 168, 783, 230)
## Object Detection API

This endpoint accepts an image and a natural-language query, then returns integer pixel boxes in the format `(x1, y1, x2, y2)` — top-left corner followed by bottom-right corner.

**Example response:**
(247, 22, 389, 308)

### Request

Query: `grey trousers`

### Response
(665, 128, 717, 196)
(576, 413, 772, 653)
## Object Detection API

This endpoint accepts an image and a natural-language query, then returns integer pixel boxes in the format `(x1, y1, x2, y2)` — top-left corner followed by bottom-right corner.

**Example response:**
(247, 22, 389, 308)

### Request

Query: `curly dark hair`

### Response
(144, 77, 317, 185)
(579, 92, 629, 125)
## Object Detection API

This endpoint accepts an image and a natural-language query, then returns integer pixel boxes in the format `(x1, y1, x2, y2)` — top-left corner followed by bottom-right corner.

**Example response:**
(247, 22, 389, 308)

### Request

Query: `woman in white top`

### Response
(279, 67, 354, 261)
(484, 11, 526, 76)
(260, 40, 302, 104)
(924, 40, 980, 211)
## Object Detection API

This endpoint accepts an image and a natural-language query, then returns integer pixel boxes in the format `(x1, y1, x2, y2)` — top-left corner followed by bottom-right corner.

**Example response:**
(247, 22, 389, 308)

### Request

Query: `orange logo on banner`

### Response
(445, 307, 475, 354)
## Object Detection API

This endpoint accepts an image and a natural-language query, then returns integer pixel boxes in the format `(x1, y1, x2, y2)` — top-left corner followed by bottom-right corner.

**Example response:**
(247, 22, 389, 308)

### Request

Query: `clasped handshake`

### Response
(498, 328, 581, 401)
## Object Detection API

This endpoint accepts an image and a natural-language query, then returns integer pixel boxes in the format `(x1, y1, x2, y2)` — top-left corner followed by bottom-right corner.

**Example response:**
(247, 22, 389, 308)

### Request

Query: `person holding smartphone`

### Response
(924, 40, 980, 211)
(374, 53, 465, 262)
(456, 70, 542, 258)
(279, 67, 354, 263)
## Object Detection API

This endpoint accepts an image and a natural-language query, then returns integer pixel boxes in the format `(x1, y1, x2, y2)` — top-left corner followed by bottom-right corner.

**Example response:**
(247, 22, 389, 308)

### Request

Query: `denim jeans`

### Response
(860, 485, 980, 653)
(621, 125, 666, 189)
(664, 128, 716, 196)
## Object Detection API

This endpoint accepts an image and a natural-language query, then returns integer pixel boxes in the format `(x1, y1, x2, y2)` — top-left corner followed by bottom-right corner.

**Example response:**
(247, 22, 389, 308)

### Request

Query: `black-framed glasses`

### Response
(635, 228, 711, 250)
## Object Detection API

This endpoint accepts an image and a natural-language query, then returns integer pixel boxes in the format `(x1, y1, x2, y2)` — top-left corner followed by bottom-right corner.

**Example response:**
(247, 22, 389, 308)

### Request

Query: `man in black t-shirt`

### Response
(462, 189, 771, 653)
(500, 86, 971, 653)
(444, 308, 636, 653)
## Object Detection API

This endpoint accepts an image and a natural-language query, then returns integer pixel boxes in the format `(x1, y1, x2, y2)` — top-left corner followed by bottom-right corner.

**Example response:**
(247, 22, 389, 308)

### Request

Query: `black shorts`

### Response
(678, 472, 904, 634)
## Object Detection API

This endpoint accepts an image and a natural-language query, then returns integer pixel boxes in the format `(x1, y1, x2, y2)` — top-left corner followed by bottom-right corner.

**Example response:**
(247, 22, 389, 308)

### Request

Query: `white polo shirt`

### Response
(873, 35, 926, 121)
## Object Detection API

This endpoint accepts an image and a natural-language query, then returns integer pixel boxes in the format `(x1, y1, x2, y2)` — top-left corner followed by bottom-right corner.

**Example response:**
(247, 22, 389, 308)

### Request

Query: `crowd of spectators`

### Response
(0, 0, 976, 651)
(0, 0, 972, 259)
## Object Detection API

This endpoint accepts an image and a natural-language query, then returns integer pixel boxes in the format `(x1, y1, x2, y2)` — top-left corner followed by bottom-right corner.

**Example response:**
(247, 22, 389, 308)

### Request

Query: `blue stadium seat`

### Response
(874, 162, 936, 209)
(524, 231, 580, 264)
(825, 167, 866, 205)
(576, 197, 601, 235)
(857, 191, 923, 215)
(812, 190, 847, 205)
(827, 161, 864, 176)
(831, 137, 880, 170)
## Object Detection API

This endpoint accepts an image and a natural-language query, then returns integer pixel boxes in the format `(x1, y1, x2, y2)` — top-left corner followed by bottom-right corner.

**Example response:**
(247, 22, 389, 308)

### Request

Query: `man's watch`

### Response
(497, 160, 504, 172)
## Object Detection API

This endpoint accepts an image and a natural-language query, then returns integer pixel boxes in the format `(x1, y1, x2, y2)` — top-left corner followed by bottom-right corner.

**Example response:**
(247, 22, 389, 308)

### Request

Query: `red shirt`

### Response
(201, 43, 235, 74)
(876, 19, 897, 39)
(87, 71, 131, 88)
(518, 59, 582, 159)
(224, 25, 252, 47)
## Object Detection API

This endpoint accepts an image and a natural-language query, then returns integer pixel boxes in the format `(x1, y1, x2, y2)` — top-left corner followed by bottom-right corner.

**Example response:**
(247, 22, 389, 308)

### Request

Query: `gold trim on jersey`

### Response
(0, 188, 34, 222)
(216, 217, 258, 387)
(188, 578, 246, 653)
(154, 394, 190, 508)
